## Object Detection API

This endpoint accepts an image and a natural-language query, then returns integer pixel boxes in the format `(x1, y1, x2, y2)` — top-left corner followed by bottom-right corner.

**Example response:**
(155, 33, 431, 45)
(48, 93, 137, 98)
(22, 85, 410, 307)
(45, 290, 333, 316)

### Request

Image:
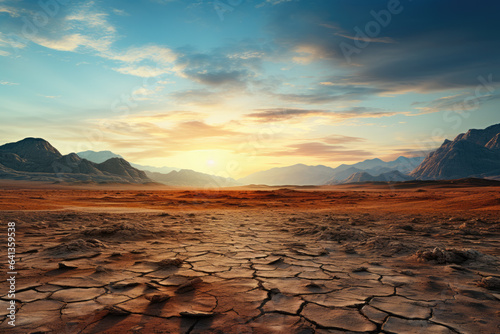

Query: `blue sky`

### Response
(0, 0, 499, 177)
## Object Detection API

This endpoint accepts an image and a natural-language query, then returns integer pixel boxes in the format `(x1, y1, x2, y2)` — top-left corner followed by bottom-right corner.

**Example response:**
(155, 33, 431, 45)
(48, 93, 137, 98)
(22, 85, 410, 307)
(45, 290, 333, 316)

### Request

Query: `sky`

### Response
(0, 0, 499, 178)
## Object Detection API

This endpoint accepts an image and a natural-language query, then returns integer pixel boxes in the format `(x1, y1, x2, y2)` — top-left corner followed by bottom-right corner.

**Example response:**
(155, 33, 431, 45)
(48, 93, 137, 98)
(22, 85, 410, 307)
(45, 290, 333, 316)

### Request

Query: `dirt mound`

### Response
(46, 238, 107, 256)
(415, 247, 484, 264)
(295, 224, 367, 242)
(78, 221, 168, 240)
(366, 236, 416, 255)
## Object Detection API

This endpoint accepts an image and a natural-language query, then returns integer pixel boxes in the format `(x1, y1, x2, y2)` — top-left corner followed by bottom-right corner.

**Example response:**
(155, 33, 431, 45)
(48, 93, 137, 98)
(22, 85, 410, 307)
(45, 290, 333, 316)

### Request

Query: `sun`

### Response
(206, 159, 215, 166)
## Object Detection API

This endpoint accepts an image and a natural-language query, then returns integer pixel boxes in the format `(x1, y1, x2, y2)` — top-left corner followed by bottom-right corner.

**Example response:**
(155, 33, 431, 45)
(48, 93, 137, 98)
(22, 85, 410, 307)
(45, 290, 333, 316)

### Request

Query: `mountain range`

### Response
(1, 123, 498, 186)
(411, 123, 500, 180)
(77, 150, 239, 187)
(0, 138, 151, 183)
(238, 156, 424, 186)
(343, 170, 414, 184)
(77, 150, 180, 174)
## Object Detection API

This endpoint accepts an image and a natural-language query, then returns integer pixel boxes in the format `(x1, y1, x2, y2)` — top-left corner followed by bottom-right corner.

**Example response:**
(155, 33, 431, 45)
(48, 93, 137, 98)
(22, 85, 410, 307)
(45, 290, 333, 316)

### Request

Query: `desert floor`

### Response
(0, 182, 499, 333)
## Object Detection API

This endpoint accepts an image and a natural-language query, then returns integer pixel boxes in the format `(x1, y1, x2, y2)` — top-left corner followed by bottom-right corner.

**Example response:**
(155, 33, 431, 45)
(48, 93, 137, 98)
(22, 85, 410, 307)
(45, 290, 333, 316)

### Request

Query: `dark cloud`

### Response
(246, 106, 404, 122)
(412, 92, 499, 114)
(174, 44, 265, 88)
(246, 108, 328, 122)
(266, 82, 386, 105)
(266, 0, 500, 91)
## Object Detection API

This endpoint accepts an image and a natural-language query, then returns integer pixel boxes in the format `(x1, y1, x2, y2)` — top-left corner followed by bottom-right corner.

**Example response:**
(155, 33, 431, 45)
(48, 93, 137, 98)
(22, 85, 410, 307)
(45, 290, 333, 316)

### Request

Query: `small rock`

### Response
(58, 262, 78, 269)
(145, 293, 170, 303)
(157, 258, 183, 268)
(105, 305, 130, 316)
(267, 257, 284, 265)
(401, 224, 414, 231)
(478, 276, 500, 291)
(352, 267, 368, 272)
(344, 246, 357, 254)
(400, 270, 415, 276)
(175, 277, 203, 294)
(110, 281, 140, 289)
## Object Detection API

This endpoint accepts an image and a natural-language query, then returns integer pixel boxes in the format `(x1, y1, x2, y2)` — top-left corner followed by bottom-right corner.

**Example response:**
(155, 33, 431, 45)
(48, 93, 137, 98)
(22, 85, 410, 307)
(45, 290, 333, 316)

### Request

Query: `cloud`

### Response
(0, 4, 20, 17)
(266, 0, 500, 92)
(0, 32, 27, 51)
(174, 46, 262, 88)
(257, 0, 294, 7)
(246, 108, 328, 122)
(412, 92, 499, 114)
(0, 80, 18, 85)
(89, 117, 246, 158)
(126, 111, 205, 122)
(322, 135, 366, 145)
(105, 45, 177, 64)
(168, 121, 241, 139)
(246, 106, 405, 122)
(266, 80, 387, 105)
(261, 141, 372, 161)
(111, 8, 129, 16)
(0, 1, 176, 78)
(339, 107, 407, 118)
(31, 34, 93, 52)
(113, 65, 169, 78)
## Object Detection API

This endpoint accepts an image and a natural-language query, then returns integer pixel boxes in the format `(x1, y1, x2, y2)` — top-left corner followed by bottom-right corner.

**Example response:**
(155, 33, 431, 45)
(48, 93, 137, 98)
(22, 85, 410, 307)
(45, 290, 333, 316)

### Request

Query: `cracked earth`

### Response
(0, 188, 499, 333)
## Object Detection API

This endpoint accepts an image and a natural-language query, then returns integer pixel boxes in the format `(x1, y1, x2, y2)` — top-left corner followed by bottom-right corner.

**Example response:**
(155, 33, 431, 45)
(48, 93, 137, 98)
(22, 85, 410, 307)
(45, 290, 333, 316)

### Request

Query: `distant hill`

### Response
(146, 169, 239, 188)
(76, 150, 180, 174)
(411, 124, 500, 180)
(130, 163, 180, 174)
(324, 166, 364, 184)
(0, 138, 151, 183)
(77, 150, 239, 187)
(343, 170, 414, 184)
(238, 156, 424, 186)
(77, 150, 180, 174)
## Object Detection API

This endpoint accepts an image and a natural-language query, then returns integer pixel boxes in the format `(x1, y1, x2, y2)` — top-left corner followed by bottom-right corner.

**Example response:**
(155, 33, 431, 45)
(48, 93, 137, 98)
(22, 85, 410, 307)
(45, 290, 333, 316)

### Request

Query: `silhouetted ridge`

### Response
(0, 138, 151, 183)
(411, 123, 500, 180)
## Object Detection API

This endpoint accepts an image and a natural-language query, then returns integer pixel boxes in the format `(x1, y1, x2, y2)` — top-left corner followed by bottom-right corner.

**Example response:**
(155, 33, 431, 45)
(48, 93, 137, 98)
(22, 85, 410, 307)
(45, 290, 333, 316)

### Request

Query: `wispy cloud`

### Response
(0, 4, 20, 17)
(111, 8, 129, 16)
(412, 93, 499, 114)
(1, 1, 176, 79)
(246, 108, 328, 122)
(246, 107, 406, 122)
(0, 80, 18, 85)
(261, 141, 372, 161)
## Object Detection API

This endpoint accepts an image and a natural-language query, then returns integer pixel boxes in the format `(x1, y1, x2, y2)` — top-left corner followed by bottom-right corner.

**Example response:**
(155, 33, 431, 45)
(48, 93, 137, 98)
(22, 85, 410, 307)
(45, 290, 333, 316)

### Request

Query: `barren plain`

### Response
(0, 181, 499, 333)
